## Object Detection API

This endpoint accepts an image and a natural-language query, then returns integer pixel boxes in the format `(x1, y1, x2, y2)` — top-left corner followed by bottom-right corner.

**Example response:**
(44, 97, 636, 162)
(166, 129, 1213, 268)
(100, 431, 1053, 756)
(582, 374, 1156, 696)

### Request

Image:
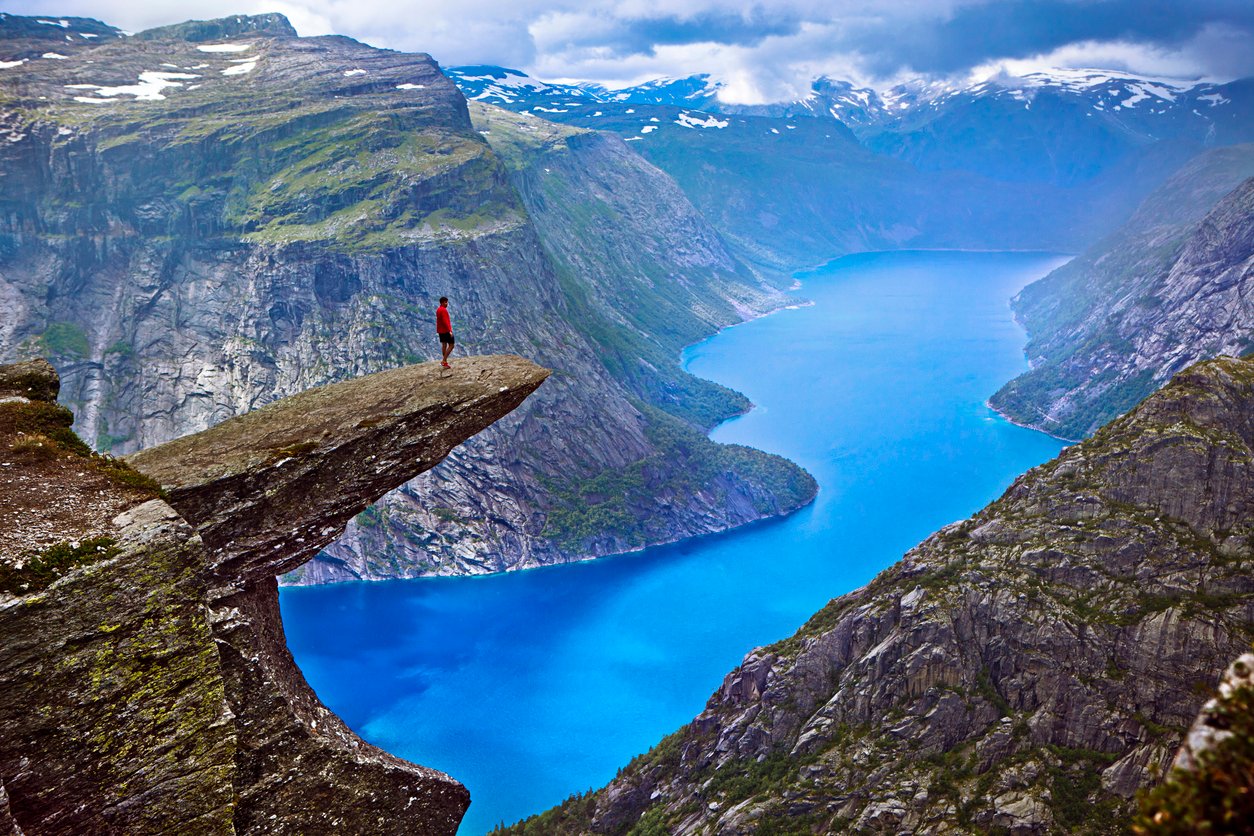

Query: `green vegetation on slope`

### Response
(0, 399, 165, 498)
(30, 80, 517, 254)
(0, 537, 121, 595)
(543, 404, 815, 549)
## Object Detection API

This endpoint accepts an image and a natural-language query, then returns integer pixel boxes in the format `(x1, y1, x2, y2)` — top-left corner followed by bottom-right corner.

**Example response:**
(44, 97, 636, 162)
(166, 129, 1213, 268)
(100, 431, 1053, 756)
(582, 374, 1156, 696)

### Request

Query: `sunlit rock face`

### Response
(993, 149, 1254, 442)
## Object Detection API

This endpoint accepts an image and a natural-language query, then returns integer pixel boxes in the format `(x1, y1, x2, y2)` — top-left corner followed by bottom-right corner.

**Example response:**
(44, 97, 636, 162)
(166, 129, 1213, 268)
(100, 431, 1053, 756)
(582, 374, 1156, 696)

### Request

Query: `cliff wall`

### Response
(992, 145, 1254, 440)
(0, 14, 814, 582)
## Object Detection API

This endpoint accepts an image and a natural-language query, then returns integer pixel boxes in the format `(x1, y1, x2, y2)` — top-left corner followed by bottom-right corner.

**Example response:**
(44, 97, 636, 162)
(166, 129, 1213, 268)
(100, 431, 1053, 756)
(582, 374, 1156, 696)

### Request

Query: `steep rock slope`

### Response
(993, 145, 1254, 440)
(0, 13, 813, 582)
(318, 103, 817, 576)
(1, 355, 547, 834)
(504, 356, 1254, 834)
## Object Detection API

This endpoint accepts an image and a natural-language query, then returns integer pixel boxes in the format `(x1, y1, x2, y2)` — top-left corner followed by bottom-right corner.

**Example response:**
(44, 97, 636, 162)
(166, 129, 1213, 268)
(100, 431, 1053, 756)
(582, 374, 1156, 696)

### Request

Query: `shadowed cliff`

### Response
(0, 355, 548, 834)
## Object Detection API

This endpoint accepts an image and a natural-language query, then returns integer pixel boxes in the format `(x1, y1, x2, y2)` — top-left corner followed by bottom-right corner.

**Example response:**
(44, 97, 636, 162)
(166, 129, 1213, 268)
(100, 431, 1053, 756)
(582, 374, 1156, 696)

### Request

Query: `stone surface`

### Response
(1172, 653, 1254, 773)
(128, 354, 549, 585)
(505, 356, 1254, 834)
(0, 355, 546, 834)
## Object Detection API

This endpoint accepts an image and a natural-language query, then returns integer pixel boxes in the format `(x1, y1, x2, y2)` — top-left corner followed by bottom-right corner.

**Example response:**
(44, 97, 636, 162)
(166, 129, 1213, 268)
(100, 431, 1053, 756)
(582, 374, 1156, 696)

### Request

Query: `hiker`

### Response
(436, 296, 455, 368)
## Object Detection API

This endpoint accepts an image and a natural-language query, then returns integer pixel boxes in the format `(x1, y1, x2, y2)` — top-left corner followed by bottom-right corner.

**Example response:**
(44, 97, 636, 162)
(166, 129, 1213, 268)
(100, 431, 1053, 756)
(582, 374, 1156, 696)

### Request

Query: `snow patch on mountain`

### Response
(675, 111, 728, 129)
(67, 70, 199, 102)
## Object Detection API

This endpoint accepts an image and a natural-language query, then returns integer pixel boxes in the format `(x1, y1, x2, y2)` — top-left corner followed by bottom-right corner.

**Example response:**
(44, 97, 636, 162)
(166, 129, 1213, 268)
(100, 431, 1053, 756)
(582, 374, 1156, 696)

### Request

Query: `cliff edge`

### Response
(0, 355, 548, 834)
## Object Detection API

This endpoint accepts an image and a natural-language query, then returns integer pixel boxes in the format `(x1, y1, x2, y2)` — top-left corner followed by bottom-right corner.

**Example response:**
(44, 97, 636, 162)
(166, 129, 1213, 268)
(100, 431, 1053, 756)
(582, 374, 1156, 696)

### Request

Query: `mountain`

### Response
(448, 66, 1254, 270)
(311, 102, 820, 581)
(0, 355, 544, 834)
(856, 70, 1250, 192)
(0, 13, 814, 583)
(502, 355, 1254, 834)
(992, 144, 1254, 440)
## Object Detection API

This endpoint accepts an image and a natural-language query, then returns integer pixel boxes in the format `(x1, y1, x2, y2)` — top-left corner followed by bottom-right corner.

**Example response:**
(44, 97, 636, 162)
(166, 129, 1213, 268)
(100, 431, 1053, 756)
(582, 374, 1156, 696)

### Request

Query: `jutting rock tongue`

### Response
(1, 356, 548, 835)
(127, 355, 549, 835)
(127, 355, 550, 587)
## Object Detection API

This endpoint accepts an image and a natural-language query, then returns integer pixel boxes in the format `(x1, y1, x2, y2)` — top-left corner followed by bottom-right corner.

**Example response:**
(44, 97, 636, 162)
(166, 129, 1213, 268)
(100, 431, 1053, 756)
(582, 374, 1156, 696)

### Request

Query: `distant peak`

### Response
(0, 12, 122, 42)
(134, 13, 297, 43)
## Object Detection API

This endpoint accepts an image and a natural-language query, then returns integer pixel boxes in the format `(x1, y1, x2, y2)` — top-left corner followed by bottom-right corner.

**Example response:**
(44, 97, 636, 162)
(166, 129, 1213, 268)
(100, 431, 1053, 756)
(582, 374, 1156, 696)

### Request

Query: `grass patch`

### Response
(541, 405, 815, 549)
(0, 400, 164, 499)
(0, 537, 120, 595)
(38, 322, 90, 361)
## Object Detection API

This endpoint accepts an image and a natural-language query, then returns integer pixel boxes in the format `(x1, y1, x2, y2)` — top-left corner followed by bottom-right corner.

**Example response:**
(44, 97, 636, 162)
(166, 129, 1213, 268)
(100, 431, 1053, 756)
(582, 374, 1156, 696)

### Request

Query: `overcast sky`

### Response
(11, 0, 1254, 102)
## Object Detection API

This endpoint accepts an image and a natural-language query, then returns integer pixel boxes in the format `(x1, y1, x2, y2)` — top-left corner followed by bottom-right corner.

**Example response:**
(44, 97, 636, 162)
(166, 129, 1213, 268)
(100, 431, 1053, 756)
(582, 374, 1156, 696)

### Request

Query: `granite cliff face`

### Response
(505, 356, 1254, 834)
(0, 13, 814, 582)
(992, 145, 1254, 440)
(0, 355, 547, 834)
(315, 103, 818, 581)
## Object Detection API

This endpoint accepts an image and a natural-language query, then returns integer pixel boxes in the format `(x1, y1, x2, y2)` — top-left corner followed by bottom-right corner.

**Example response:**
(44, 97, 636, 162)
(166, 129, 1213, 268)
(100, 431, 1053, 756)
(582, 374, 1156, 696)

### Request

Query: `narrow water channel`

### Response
(280, 250, 1070, 834)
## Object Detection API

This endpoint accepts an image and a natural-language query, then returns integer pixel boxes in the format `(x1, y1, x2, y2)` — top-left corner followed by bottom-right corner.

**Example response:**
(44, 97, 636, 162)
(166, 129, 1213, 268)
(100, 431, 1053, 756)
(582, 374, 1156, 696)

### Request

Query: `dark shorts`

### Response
(439, 332, 455, 346)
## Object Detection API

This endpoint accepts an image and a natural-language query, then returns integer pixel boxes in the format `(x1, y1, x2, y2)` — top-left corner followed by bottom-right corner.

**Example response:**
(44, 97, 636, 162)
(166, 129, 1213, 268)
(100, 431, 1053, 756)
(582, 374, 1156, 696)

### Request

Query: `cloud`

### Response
(7, 0, 1254, 99)
(531, 5, 803, 58)
(841, 0, 1254, 79)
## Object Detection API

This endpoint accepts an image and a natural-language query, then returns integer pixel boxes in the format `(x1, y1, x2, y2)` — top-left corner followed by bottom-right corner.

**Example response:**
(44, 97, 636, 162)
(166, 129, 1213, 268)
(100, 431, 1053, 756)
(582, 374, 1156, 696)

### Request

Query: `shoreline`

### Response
(292, 249, 1067, 589)
(985, 398, 1080, 444)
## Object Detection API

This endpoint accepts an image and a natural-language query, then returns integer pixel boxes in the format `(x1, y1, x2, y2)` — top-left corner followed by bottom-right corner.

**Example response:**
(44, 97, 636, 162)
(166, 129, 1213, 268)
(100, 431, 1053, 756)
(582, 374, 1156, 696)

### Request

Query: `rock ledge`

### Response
(0, 355, 547, 835)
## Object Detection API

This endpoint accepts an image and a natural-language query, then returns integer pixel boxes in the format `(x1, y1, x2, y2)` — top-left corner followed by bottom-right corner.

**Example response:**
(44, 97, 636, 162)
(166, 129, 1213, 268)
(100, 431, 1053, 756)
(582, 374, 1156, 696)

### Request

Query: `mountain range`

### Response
(449, 65, 1254, 270)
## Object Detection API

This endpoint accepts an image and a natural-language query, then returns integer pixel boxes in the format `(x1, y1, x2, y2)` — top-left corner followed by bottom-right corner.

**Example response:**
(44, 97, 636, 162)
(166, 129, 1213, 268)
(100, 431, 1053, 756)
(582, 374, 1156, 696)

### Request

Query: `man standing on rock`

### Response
(436, 296, 455, 369)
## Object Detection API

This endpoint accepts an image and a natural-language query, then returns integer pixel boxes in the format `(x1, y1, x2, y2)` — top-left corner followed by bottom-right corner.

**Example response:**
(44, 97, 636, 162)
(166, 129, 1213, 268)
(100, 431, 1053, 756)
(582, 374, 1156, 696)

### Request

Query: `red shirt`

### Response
(436, 305, 452, 334)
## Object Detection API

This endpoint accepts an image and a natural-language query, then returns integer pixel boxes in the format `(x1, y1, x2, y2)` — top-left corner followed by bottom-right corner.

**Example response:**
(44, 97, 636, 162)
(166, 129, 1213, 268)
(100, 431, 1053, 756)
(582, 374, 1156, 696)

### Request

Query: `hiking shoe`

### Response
(441, 361, 451, 369)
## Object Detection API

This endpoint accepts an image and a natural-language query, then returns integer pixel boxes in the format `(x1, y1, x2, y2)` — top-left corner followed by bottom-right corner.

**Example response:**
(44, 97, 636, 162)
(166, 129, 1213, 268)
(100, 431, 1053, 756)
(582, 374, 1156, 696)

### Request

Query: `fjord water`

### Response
(280, 251, 1068, 834)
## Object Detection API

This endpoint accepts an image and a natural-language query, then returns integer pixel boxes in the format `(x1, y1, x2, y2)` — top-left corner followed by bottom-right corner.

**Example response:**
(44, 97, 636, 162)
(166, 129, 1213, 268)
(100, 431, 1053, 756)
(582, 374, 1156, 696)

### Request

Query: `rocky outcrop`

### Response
(992, 145, 1254, 440)
(0, 13, 813, 582)
(0, 355, 547, 834)
(505, 356, 1254, 834)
